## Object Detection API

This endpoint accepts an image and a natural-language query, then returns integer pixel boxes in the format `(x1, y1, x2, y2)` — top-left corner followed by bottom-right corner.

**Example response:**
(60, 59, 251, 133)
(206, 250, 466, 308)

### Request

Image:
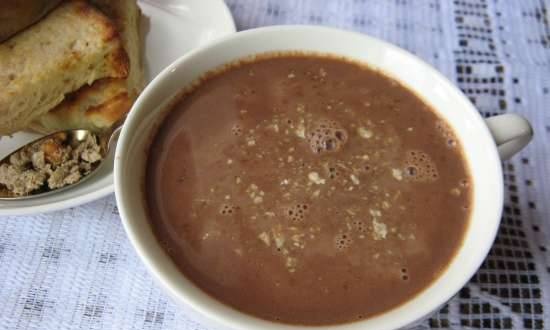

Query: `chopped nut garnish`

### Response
(273, 231, 285, 249)
(295, 123, 306, 139)
(369, 209, 382, 217)
(258, 232, 271, 246)
(372, 219, 388, 240)
(357, 127, 373, 139)
(286, 257, 297, 268)
(392, 168, 403, 181)
(308, 172, 326, 185)
(268, 124, 279, 132)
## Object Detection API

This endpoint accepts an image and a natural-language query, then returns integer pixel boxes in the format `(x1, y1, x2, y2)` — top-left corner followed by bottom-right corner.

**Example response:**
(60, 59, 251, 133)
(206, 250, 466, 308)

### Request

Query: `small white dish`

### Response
(0, 0, 236, 216)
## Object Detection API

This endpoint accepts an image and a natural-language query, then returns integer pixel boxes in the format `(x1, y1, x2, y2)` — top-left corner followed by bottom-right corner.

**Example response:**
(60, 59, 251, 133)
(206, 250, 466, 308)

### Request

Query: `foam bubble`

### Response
(307, 119, 348, 154)
(231, 124, 243, 136)
(325, 165, 341, 179)
(220, 204, 239, 215)
(284, 203, 309, 222)
(352, 220, 367, 233)
(436, 120, 458, 148)
(400, 268, 409, 281)
(334, 233, 353, 251)
(403, 150, 439, 182)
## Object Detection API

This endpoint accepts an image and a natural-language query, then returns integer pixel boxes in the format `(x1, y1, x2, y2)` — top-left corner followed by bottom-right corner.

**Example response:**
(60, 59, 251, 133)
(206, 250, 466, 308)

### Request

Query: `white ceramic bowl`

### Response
(114, 26, 532, 330)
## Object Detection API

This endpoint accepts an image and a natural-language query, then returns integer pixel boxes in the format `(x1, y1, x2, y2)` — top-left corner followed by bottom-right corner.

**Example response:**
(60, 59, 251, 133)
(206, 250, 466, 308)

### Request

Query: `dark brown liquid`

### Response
(145, 54, 471, 325)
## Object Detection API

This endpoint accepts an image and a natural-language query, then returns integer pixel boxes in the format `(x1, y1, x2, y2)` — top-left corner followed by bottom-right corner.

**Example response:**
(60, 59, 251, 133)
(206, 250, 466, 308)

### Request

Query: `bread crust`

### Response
(0, 1, 130, 135)
(29, 78, 132, 134)
(29, 0, 144, 134)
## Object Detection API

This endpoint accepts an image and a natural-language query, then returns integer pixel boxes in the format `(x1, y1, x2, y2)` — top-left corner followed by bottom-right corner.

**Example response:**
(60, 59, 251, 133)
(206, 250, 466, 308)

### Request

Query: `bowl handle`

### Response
(484, 114, 533, 160)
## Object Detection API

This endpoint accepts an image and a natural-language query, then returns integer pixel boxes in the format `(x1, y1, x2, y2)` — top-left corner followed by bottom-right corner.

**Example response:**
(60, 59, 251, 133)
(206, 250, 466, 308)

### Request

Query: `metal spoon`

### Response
(0, 124, 122, 200)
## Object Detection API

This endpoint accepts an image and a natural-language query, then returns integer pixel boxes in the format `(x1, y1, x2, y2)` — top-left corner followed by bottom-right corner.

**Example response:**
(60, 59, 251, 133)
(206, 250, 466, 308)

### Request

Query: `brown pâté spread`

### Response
(0, 132, 102, 196)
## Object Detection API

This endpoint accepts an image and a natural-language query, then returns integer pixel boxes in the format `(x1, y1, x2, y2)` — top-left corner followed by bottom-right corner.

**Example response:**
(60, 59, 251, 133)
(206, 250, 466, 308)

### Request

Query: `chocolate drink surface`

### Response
(145, 54, 472, 325)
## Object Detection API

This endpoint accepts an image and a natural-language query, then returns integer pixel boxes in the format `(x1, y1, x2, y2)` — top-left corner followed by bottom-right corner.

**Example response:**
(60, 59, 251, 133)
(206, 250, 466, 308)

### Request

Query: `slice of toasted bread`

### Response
(28, 78, 132, 133)
(0, 0, 129, 135)
(29, 0, 144, 134)
(89, 0, 144, 98)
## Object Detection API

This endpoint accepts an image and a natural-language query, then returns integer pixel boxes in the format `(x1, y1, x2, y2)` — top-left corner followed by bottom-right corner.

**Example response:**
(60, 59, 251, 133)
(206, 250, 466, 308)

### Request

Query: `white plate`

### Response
(0, 0, 236, 216)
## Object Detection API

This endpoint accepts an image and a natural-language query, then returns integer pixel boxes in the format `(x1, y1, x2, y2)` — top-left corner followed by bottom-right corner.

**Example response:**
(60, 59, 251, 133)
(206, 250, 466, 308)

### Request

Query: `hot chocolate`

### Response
(145, 54, 472, 325)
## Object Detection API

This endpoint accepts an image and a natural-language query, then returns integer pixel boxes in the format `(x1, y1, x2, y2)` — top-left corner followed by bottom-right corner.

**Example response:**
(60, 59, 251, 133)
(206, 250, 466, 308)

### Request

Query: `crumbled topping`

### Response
(308, 172, 326, 185)
(253, 196, 263, 204)
(258, 232, 271, 246)
(392, 168, 403, 181)
(369, 209, 382, 217)
(358, 127, 373, 139)
(372, 219, 388, 240)
(295, 122, 306, 139)
(274, 234, 285, 249)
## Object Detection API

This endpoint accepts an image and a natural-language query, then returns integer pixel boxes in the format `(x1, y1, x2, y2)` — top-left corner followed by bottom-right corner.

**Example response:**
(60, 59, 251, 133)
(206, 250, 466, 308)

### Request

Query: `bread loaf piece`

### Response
(89, 0, 144, 98)
(0, 1, 129, 135)
(29, 78, 132, 133)
(29, 0, 144, 134)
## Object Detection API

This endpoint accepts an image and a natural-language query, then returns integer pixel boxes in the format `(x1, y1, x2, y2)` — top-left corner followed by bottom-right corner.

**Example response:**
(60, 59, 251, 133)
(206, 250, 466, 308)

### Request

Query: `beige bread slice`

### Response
(28, 78, 132, 134)
(29, 0, 144, 134)
(0, 0, 129, 135)
(89, 0, 145, 98)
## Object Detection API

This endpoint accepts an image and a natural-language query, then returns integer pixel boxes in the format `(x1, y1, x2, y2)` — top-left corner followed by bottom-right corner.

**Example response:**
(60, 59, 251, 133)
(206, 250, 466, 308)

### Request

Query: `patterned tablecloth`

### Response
(1, 0, 549, 329)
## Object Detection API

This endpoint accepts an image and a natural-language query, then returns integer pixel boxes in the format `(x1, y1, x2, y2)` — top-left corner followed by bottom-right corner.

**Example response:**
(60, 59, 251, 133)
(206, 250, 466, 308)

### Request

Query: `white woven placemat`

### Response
(1, 0, 549, 329)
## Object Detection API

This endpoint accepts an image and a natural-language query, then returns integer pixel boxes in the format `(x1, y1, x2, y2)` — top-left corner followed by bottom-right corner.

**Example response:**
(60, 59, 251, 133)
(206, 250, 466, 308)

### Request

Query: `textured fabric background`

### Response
(1, 0, 549, 329)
